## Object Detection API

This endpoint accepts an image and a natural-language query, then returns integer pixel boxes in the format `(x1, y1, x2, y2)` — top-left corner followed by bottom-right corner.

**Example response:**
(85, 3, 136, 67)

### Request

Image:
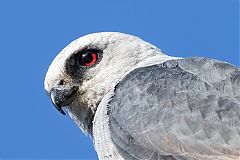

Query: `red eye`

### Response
(79, 51, 98, 66)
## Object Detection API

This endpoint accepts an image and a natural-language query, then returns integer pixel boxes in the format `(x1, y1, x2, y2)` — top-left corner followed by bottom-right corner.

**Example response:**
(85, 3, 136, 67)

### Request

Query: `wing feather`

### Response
(94, 57, 240, 160)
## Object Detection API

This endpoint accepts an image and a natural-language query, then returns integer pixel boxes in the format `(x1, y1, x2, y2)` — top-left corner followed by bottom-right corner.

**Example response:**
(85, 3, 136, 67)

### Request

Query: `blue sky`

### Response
(0, 0, 238, 159)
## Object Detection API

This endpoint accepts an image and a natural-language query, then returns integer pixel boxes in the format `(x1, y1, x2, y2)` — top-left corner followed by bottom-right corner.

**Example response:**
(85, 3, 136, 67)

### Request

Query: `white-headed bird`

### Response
(44, 32, 240, 160)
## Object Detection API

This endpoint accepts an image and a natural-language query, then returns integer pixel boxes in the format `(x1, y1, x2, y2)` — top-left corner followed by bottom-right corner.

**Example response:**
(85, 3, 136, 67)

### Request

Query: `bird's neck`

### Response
(68, 52, 177, 136)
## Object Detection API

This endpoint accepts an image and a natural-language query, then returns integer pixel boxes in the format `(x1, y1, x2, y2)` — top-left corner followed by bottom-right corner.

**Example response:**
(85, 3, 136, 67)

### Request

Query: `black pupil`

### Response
(81, 51, 93, 64)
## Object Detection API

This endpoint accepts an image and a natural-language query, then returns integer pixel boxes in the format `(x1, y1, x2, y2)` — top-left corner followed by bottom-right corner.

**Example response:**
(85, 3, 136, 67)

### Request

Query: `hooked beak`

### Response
(50, 85, 78, 115)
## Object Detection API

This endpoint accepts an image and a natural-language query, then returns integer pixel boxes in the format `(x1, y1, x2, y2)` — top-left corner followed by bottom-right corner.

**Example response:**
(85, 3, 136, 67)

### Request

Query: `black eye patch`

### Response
(64, 48, 103, 80)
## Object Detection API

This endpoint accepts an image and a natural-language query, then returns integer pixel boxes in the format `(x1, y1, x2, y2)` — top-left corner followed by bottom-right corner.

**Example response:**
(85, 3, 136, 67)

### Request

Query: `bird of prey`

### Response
(44, 32, 240, 160)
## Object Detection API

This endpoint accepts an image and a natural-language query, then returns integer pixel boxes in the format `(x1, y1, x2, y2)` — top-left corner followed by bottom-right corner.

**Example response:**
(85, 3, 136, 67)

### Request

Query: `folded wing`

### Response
(95, 57, 240, 160)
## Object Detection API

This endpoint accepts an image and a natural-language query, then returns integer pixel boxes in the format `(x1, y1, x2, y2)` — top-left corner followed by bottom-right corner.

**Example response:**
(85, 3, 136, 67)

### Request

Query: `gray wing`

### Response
(106, 57, 240, 160)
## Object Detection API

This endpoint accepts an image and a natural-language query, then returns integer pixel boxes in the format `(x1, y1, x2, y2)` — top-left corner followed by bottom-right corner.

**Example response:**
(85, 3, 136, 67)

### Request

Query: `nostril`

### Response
(59, 80, 65, 85)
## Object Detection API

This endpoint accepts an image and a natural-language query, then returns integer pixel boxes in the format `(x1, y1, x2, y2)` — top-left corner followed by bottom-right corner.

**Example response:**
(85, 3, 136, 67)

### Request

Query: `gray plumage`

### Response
(44, 32, 240, 160)
(94, 57, 240, 160)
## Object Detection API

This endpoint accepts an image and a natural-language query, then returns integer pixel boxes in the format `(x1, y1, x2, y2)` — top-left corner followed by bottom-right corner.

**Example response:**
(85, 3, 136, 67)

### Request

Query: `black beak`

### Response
(50, 85, 78, 115)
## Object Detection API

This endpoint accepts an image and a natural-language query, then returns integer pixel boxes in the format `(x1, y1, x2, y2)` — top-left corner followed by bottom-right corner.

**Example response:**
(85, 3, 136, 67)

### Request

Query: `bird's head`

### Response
(44, 32, 166, 134)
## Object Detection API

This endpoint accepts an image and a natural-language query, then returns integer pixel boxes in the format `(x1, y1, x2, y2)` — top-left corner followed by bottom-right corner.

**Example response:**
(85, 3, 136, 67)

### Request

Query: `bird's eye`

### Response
(78, 50, 98, 66)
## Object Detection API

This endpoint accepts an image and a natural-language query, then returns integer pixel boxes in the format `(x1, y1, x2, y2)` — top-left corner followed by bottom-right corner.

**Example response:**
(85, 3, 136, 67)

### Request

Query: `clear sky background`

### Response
(0, 0, 238, 159)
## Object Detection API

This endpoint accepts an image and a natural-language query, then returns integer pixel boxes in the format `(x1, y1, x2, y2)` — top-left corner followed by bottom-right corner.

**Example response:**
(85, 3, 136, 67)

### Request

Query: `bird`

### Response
(44, 32, 240, 160)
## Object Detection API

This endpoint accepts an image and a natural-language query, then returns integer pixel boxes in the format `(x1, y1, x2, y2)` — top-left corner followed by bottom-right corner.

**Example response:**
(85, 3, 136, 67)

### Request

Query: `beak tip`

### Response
(59, 109, 66, 115)
(50, 91, 66, 115)
(49, 85, 78, 116)
(52, 101, 66, 115)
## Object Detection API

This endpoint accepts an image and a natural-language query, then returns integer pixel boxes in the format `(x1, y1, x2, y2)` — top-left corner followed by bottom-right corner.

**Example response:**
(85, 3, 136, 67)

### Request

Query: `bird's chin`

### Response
(66, 103, 95, 135)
